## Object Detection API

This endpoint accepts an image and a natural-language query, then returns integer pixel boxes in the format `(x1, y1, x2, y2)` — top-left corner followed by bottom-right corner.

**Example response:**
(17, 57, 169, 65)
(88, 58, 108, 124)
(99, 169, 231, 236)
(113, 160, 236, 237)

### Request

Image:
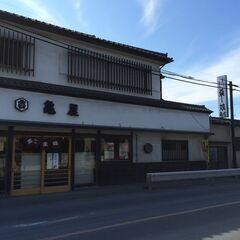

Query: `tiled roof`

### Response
(0, 10, 173, 64)
(210, 117, 240, 126)
(161, 100, 212, 114)
(210, 117, 230, 125)
(0, 76, 211, 114)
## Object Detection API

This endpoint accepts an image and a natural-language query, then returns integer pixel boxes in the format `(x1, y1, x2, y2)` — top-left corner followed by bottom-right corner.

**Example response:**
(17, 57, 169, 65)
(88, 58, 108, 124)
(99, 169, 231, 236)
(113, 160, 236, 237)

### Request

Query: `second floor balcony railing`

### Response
(67, 46, 152, 95)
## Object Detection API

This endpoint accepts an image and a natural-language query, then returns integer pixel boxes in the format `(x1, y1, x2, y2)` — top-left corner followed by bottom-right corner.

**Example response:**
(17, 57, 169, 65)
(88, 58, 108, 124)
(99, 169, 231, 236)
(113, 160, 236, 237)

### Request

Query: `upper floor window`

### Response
(0, 27, 35, 76)
(67, 46, 152, 95)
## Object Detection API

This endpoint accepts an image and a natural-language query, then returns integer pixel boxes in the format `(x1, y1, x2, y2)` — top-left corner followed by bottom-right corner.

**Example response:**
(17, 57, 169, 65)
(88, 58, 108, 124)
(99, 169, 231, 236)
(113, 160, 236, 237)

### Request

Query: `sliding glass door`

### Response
(12, 136, 71, 195)
(74, 137, 96, 185)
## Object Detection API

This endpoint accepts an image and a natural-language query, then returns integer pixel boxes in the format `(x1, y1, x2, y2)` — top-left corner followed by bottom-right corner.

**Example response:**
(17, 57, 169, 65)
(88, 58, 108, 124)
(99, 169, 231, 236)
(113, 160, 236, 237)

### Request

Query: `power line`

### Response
(162, 70, 220, 85)
(154, 72, 230, 90)
(163, 75, 228, 90)
(161, 70, 240, 92)
(2, 22, 239, 95)
(162, 70, 240, 90)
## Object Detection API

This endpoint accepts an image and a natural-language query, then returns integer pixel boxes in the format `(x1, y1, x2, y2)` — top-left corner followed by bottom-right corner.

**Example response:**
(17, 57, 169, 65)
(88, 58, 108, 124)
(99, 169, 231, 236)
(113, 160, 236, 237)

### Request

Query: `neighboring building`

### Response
(209, 117, 240, 169)
(0, 11, 211, 196)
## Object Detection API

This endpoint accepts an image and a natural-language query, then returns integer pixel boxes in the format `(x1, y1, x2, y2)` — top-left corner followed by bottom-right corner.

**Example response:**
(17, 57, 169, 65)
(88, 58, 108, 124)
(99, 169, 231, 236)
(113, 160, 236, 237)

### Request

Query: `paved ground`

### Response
(1, 180, 240, 240)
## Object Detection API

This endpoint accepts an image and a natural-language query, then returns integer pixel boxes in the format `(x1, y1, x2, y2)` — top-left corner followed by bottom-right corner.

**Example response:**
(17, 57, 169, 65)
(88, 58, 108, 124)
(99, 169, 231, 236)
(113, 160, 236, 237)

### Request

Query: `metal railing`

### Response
(0, 26, 35, 76)
(67, 46, 152, 95)
(146, 168, 240, 190)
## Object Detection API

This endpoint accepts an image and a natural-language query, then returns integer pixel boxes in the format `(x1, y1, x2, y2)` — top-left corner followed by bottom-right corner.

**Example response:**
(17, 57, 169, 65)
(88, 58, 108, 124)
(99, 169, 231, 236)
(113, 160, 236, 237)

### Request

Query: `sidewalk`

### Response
(0, 177, 238, 209)
(0, 183, 146, 207)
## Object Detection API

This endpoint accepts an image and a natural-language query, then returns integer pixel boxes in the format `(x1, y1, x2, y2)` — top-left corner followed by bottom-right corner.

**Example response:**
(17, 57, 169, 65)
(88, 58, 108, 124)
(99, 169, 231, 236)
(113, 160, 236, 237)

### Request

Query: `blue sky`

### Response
(1, 0, 240, 117)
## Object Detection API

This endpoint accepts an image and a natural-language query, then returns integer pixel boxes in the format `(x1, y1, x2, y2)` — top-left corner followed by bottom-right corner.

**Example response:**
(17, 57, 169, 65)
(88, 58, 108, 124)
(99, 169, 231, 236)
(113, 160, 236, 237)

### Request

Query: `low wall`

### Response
(98, 161, 207, 185)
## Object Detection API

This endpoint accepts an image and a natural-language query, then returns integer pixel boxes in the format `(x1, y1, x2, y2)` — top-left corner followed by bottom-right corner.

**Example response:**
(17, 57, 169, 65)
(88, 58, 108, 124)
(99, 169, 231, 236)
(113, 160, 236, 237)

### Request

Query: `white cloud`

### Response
(162, 46, 240, 106)
(17, 0, 60, 25)
(139, 0, 162, 36)
(73, 0, 81, 9)
(69, 0, 88, 30)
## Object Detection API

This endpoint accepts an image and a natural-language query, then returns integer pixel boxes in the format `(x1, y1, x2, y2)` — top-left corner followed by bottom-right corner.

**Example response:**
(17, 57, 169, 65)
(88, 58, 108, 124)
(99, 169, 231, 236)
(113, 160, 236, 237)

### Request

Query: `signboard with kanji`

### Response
(217, 75, 229, 118)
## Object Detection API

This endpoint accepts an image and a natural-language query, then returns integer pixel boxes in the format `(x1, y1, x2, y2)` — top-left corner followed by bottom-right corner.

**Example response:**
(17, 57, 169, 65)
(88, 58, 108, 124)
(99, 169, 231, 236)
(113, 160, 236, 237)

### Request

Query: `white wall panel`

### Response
(0, 88, 210, 133)
(132, 132, 206, 163)
(0, 33, 162, 99)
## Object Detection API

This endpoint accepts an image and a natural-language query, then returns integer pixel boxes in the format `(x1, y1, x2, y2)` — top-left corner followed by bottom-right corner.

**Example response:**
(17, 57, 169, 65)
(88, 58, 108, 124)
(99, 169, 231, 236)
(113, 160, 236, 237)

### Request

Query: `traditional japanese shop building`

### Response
(209, 117, 240, 169)
(0, 10, 211, 196)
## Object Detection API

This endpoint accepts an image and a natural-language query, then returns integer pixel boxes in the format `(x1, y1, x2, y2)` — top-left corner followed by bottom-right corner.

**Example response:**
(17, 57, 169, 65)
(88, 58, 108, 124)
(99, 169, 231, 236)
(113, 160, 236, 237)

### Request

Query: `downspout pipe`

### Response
(159, 64, 167, 100)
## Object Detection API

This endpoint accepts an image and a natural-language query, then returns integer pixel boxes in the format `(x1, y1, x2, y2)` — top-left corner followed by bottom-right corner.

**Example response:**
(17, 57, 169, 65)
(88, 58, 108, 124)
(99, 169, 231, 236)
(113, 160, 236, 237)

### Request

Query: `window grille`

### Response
(67, 46, 152, 95)
(0, 27, 35, 76)
(162, 140, 188, 161)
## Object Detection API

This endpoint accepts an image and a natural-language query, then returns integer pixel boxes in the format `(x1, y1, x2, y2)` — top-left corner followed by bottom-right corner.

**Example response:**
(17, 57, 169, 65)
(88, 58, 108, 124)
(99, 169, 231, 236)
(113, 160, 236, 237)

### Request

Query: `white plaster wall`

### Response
(133, 132, 206, 163)
(0, 23, 162, 100)
(133, 132, 161, 163)
(209, 124, 231, 142)
(0, 88, 210, 133)
(188, 137, 206, 161)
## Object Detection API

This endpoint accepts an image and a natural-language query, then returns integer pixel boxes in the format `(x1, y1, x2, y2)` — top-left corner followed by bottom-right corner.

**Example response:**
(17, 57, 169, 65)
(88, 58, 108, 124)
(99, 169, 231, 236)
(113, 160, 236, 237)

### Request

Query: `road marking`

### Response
(43, 200, 240, 240)
(13, 216, 80, 228)
(202, 228, 240, 240)
(15, 221, 47, 228)
(47, 216, 80, 224)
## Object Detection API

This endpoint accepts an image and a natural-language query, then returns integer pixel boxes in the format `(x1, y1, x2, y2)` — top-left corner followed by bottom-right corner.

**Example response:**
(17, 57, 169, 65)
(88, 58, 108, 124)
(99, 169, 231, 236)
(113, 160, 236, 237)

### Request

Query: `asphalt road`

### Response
(1, 180, 240, 240)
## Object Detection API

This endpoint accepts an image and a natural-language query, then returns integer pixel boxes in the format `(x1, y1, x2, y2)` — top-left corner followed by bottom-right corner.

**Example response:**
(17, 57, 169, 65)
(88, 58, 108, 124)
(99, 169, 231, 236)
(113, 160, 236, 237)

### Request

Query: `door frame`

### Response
(209, 142, 229, 169)
(11, 135, 71, 196)
(74, 134, 97, 188)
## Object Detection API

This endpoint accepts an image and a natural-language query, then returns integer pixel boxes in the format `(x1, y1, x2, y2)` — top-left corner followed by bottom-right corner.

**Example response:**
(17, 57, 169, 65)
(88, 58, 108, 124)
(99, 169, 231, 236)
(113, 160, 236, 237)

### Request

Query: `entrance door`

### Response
(12, 137, 41, 195)
(43, 137, 71, 193)
(74, 137, 96, 186)
(209, 145, 228, 169)
(11, 136, 71, 196)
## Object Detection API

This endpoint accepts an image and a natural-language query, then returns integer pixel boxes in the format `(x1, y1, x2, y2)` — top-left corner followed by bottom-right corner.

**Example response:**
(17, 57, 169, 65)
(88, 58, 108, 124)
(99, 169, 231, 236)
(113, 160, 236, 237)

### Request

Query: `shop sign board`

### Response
(217, 75, 229, 118)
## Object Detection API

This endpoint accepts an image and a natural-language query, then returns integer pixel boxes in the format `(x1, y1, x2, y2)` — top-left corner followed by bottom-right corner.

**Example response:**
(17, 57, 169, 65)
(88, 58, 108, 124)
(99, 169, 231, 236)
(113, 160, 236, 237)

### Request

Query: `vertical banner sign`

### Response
(217, 75, 229, 118)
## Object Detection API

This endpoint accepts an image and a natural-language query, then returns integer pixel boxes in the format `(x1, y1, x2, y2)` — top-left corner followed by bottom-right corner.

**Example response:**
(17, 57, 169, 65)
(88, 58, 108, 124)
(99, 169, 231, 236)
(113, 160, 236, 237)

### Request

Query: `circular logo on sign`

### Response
(143, 143, 153, 154)
(15, 98, 29, 112)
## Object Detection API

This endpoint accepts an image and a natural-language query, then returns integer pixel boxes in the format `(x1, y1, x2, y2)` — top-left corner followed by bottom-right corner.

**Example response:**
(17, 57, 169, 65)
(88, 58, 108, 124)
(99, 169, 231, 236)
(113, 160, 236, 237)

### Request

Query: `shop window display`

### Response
(101, 137, 130, 161)
(74, 138, 96, 185)
(13, 136, 70, 191)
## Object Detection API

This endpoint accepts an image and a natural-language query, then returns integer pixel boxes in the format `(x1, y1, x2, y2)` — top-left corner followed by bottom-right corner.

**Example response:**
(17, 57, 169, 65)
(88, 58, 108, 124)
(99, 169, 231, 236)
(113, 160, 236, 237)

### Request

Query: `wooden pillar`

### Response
(131, 131, 137, 183)
(6, 126, 13, 195)
(95, 130, 101, 185)
(70, 129, 76, 190)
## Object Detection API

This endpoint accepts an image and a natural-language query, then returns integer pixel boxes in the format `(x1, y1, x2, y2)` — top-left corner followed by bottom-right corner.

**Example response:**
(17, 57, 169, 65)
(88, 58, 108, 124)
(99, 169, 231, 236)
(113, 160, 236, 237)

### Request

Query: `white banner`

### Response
(217, 75, 228, 118)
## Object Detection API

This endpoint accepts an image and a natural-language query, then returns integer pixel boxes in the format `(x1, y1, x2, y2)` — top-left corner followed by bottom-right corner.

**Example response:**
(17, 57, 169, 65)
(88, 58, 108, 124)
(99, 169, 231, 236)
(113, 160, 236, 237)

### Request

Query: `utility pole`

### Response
(229, 81, 237, 168)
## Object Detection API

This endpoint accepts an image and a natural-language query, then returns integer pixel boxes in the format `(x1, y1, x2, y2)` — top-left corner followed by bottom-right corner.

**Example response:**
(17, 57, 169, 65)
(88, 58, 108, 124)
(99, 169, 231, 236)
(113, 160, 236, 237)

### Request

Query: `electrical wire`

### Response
(2, 22, 239, 95)
(161, 70, 240, 91)
(162, 75, 229, 90)
(161, 70, 220, 85)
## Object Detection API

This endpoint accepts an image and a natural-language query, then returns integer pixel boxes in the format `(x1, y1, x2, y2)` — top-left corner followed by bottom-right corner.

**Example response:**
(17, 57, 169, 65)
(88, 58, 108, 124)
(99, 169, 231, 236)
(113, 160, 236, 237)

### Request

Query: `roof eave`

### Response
(0, 10, 173, 64)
